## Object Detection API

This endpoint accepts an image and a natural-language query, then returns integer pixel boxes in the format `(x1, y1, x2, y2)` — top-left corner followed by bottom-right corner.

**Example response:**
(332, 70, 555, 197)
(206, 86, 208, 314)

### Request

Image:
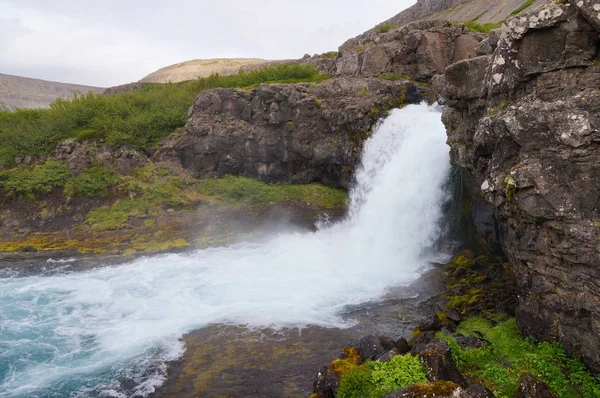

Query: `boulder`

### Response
(464, 384, 496, 397)
(355, 335, 397, 361)
(418, 340, 467, 386)
(516, 374, 556, 398)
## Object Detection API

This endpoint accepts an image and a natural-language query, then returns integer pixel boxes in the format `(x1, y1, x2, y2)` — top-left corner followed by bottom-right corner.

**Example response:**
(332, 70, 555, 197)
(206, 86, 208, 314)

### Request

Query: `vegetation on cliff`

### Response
(438, 317, 600, 398)
(0, 64, 327, 167)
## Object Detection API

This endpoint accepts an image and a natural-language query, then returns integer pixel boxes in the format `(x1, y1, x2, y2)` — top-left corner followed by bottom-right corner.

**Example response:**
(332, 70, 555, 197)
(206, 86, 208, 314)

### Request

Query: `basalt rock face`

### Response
(330, 20, 484, 81)
(155, 77, 431, 189)
(434, 2, 600, 371)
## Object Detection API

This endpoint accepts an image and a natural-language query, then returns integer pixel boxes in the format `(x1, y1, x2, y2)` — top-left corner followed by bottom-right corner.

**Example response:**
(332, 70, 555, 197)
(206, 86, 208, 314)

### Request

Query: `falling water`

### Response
(0, 104, 450, 397)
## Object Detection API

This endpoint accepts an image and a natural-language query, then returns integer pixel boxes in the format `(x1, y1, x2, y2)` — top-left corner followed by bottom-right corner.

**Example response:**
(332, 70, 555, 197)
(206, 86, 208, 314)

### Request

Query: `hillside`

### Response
(362, 0, 549, 36)
(0, 73, 104, 111)
(140, 58, 292, 83)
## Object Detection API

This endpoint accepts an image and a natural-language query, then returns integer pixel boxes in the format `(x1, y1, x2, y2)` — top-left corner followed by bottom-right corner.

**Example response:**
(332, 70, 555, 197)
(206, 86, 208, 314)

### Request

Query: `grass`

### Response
(320, 51, 339, 59)
(0, 161, 347, 232)
(0, 64, 327, 167)
(510, 0, 535, 16)
(336, 353, 428, 398)
(375, 22, 398, 34)
(195, 175, 347, 209)
(438, 318, 600, 398)
(460, 21, 503, 33)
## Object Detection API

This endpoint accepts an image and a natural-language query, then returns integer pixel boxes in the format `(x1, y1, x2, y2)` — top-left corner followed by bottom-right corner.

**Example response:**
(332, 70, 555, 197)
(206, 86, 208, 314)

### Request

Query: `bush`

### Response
(65, 166, 119, 198)
(337, 354, 428, 398)
(0, 64, 327, 163)
(460, 21, 503, 33)
(0, 161, 72, 199)
(438, 317, 600, 397)
(375, 22, 398, 33)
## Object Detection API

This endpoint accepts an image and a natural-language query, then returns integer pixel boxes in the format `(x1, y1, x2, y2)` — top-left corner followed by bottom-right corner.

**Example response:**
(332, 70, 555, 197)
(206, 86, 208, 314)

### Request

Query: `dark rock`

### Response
(446, 309, 462, 323)
(418, 313, 443, 332)
(464, 383, 496, 397)
(455, 335, 488, 350)
(396, 337, 410, 354)
(312, 366, 337, 398)
(569, 0, 600, 31)
(516, 374, 556, 398)
(435, 1, 600, 372)
(19, 246, 37, 253)
(355, 334, 397, 361)
(159, 77, 431, 189)
(419, 340, 467, 387)
(115, 146, 150, 175)
(384, 381, 463, 397)
(378, 348, 400, 362)
(410, 331, 436, 355)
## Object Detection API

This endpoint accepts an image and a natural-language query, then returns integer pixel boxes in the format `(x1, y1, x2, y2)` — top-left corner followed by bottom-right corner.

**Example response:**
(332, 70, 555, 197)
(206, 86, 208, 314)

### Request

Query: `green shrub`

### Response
(0, 64, 327, 161)
(460, 21, 503, 33)
(375, 22, 398, 33)
(0, 161, 72, 199)
(337, 354, 428, 398)
(65, 166, 119, 198)
(438, 318, 600, 397)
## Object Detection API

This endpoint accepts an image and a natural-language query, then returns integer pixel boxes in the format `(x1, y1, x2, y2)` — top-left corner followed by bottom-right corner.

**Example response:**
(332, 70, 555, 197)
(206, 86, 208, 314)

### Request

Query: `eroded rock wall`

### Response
(434, 2, 600, 371)
(156, 78, 429, 189)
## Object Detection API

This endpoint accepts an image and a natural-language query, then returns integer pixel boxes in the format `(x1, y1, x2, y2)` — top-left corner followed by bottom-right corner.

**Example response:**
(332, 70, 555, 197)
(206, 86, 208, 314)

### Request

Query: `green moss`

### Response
(358, 86, 369, 97)
(510, 0, 535, 16)
(459, 21, 503, 33)
(337, 354, 428, 398)
(403, 382, 460, 397)
(488, 100, 510, 116)
(375, 22, 398, 33)
(195, 175, 347, 209)
(438, 318, 600, 397)
(356, 45, 369, 53)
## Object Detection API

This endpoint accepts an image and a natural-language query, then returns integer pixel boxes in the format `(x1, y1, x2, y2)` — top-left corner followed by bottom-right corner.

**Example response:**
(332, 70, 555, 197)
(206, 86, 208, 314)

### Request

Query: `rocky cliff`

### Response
(158, 21, 486, 188)
(434, 0, 600, 371)
(0, 73, 103, 111)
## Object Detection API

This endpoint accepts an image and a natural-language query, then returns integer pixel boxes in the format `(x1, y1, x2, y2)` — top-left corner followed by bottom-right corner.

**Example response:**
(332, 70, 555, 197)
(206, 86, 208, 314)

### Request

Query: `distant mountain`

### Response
(140, 58, 291, 83)
(0, 73, 104, 111)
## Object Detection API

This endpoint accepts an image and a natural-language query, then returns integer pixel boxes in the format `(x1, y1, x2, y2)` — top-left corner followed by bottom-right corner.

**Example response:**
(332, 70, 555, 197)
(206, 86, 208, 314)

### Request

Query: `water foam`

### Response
(0, 104, 450, 397)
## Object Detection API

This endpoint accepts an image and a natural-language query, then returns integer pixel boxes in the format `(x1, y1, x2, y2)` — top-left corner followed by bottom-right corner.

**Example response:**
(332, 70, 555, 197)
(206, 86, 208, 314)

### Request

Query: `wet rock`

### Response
(19, 246, 37, 253)
(355, 334, 397, 361)
(312, 366, 337, 398)
(455, 335, 488, 350)
(464, 384, 496, 397)
(396, 337, 410, 354)
(410, 331, 436, 355)
(446, 309, 462, 323)
(419, 340, 467, 387)
(378, 348, 400, 362)
(516, 374, 556, 398)
(418, 313, 443, 332)
(384, 381, 462, 397)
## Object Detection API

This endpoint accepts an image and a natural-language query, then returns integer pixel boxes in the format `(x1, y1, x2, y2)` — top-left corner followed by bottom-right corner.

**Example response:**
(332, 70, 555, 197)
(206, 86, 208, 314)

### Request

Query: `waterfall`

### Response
(0, 103, 450, 397)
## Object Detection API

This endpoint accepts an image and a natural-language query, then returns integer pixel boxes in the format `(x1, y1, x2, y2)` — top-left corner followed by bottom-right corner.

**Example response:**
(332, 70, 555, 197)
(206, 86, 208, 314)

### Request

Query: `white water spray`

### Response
(0, 104, 450, 397)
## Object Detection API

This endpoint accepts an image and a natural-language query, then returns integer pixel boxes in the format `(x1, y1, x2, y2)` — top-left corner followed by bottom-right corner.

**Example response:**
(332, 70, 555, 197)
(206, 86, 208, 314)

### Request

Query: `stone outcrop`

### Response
(310, 20, 485, 81)
(155, 77, 430, 189)
(434, 1, 600, 371)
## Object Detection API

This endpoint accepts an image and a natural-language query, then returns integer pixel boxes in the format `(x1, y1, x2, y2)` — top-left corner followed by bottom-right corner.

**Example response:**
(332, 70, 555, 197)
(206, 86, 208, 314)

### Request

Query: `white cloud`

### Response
(0, 0, 415, 87)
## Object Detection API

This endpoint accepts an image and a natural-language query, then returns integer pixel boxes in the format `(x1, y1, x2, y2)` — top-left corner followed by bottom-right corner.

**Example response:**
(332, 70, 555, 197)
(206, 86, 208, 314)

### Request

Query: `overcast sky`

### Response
(0, 0, 415, 87)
